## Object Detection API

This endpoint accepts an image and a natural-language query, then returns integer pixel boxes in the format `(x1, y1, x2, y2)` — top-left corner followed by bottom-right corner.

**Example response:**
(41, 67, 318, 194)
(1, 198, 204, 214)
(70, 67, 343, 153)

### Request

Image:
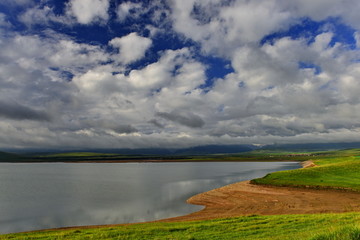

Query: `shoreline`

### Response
(160, 160, 359, 222)
(19, 160, 360, 234)
(0, 159, 300, 163)
(35, 177, 360, 234)
(160, 180, 360, 222)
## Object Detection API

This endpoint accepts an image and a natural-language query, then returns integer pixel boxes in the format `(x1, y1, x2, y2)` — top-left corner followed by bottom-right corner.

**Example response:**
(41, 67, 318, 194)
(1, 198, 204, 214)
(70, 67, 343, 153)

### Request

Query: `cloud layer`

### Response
(0, 0, 360, 149)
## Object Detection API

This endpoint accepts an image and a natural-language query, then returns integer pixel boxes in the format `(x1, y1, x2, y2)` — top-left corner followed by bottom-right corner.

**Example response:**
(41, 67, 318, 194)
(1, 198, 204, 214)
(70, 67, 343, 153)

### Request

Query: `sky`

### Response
(0, 0, 360, 150)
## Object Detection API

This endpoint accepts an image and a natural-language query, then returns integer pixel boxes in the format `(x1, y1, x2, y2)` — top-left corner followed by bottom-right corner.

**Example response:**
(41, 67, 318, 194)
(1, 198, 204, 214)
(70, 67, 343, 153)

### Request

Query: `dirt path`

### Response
(162, 180, 360, 222)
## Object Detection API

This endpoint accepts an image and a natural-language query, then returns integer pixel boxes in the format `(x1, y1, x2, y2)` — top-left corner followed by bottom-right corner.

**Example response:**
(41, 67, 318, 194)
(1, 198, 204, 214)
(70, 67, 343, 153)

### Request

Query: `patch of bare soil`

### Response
(301, 160, 317, 168)
(163, 180, 360, 222)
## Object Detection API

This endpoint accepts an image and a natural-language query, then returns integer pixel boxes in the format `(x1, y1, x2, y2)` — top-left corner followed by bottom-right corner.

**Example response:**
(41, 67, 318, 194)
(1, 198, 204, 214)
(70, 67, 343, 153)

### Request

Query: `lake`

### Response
(0, 162, 299, 234)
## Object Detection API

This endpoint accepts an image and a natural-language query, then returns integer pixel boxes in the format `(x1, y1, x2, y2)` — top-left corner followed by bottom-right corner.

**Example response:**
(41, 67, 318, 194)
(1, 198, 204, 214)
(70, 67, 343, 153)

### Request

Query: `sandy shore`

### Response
(161, 180, 360, 222)
(159, 161, 359, 222)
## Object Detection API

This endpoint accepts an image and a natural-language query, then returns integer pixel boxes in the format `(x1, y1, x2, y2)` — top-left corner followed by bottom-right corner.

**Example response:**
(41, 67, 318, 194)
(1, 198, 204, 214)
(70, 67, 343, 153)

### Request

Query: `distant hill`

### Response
(0, 151, 26, 162)
(4, 142, 360, 159)
(262, 142, 360, 152)
(0, 145, 257, 162)
(174, 145, 256, 155)
(95, 144, 256, 155)
(4, 144, 256, 156)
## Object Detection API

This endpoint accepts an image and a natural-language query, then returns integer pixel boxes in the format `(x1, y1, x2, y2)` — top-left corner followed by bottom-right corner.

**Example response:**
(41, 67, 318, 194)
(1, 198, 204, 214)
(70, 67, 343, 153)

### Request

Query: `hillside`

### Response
(251, 149, 360, 191)
(0, 151, 26, 162)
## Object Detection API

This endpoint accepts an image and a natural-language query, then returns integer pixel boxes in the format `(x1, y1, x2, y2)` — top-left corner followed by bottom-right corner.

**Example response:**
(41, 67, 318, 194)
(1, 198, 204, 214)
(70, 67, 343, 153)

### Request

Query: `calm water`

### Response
(0, 162, 299, 234)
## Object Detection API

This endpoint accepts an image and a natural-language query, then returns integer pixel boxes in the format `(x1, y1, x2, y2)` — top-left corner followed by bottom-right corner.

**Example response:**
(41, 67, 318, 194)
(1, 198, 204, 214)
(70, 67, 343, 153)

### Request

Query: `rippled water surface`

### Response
(0, 161, 299, 233)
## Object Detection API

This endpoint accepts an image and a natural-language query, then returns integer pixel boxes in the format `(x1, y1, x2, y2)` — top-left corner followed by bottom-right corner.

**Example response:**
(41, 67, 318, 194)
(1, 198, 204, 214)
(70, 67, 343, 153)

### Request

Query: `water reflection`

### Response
(0, 162, 299, 233)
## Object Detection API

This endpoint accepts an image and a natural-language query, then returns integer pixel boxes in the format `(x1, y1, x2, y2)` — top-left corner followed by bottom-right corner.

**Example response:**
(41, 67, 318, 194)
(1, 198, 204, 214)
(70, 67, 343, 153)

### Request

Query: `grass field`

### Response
(251, 149, 360, 191)
(1, 148, 359, 239)
(0, 213, 359, 240)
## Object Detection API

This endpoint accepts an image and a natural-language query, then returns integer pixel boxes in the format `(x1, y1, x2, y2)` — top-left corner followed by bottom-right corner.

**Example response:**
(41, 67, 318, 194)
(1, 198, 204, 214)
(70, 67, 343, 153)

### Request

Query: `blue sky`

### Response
(0, 0, 360, 149)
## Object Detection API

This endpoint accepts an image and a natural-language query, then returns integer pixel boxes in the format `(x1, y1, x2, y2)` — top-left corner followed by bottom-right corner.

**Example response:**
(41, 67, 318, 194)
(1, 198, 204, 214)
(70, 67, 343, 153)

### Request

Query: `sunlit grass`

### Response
(251, 149, 360, 191)
(1, 213, 359, 240)
(310, 225, 360, 240)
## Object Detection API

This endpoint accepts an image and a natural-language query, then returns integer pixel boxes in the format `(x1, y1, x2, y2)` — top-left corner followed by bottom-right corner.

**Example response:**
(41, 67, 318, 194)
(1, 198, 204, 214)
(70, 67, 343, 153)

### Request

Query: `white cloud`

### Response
(169, 0, 360, 58)
(116, 0, 171, 27)
(49, 39, 109, 68)
(282, 0, 343, 21)
(73, 70, 113, 92)
(218, 1, 292, 43)
(109, 33, 152, 64)
(72, 69, 128, 97)
(170, 0, 294, 56)
(126, 47, 206, 95)
(19, 5, 71, 26)
(281, 0, 360, 30)
(337, 63, 360, 102)
(355, 32, 360, 48)
(116, 2, 142, 22)
(0, 31, 113, 130)
(126, 49, 176, 88)
(0, 13, 11, 28)
(67, 0, 110, 24)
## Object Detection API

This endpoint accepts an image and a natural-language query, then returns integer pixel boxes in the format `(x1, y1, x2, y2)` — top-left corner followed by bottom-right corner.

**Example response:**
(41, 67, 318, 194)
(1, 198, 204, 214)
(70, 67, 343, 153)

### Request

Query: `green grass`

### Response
(1, 213, 359, 240)
(310, 225, 360, 240)
(251, 149, 360, 191)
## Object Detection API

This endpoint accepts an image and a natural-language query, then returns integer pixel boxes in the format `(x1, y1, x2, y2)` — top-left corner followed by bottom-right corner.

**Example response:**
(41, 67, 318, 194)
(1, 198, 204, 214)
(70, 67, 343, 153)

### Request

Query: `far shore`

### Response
(2, 159, 300, 163)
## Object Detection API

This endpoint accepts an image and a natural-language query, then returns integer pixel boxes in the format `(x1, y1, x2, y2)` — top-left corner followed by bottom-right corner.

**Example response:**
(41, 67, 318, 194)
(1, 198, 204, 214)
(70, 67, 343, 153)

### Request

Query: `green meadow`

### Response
(1, 213, 359, 240)
(251, 149, 360, 191)
(1, 148, 359, 240)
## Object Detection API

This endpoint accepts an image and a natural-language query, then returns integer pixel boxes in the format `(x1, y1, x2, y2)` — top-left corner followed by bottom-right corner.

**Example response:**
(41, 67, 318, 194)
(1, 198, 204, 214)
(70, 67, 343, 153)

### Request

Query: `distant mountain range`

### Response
(2, 142, 360, 157)
(262, 142, 360, 152)
(0, 151, 26, 161)
(14, 144, 257, 156)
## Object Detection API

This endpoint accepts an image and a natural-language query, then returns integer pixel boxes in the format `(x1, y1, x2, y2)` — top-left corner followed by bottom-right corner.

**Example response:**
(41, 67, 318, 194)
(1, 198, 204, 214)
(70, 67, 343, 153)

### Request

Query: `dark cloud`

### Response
(156, 111, 205, 128)
(112, 124, 138, 134)
(148, 119, 164, 128)
(0, 101, 51, 121)
(81, 120, 138, 134)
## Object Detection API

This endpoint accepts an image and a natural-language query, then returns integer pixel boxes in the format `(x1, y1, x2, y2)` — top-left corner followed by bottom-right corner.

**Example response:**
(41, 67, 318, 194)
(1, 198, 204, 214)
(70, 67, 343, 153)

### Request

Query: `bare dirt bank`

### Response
(162, 180, 360, 222)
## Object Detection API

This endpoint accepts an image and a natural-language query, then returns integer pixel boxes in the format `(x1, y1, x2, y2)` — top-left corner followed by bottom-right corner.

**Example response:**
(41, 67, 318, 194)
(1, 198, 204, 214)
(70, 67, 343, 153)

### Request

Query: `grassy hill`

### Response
(0, 151, 26, 162)
(251, 149, 360, 191)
